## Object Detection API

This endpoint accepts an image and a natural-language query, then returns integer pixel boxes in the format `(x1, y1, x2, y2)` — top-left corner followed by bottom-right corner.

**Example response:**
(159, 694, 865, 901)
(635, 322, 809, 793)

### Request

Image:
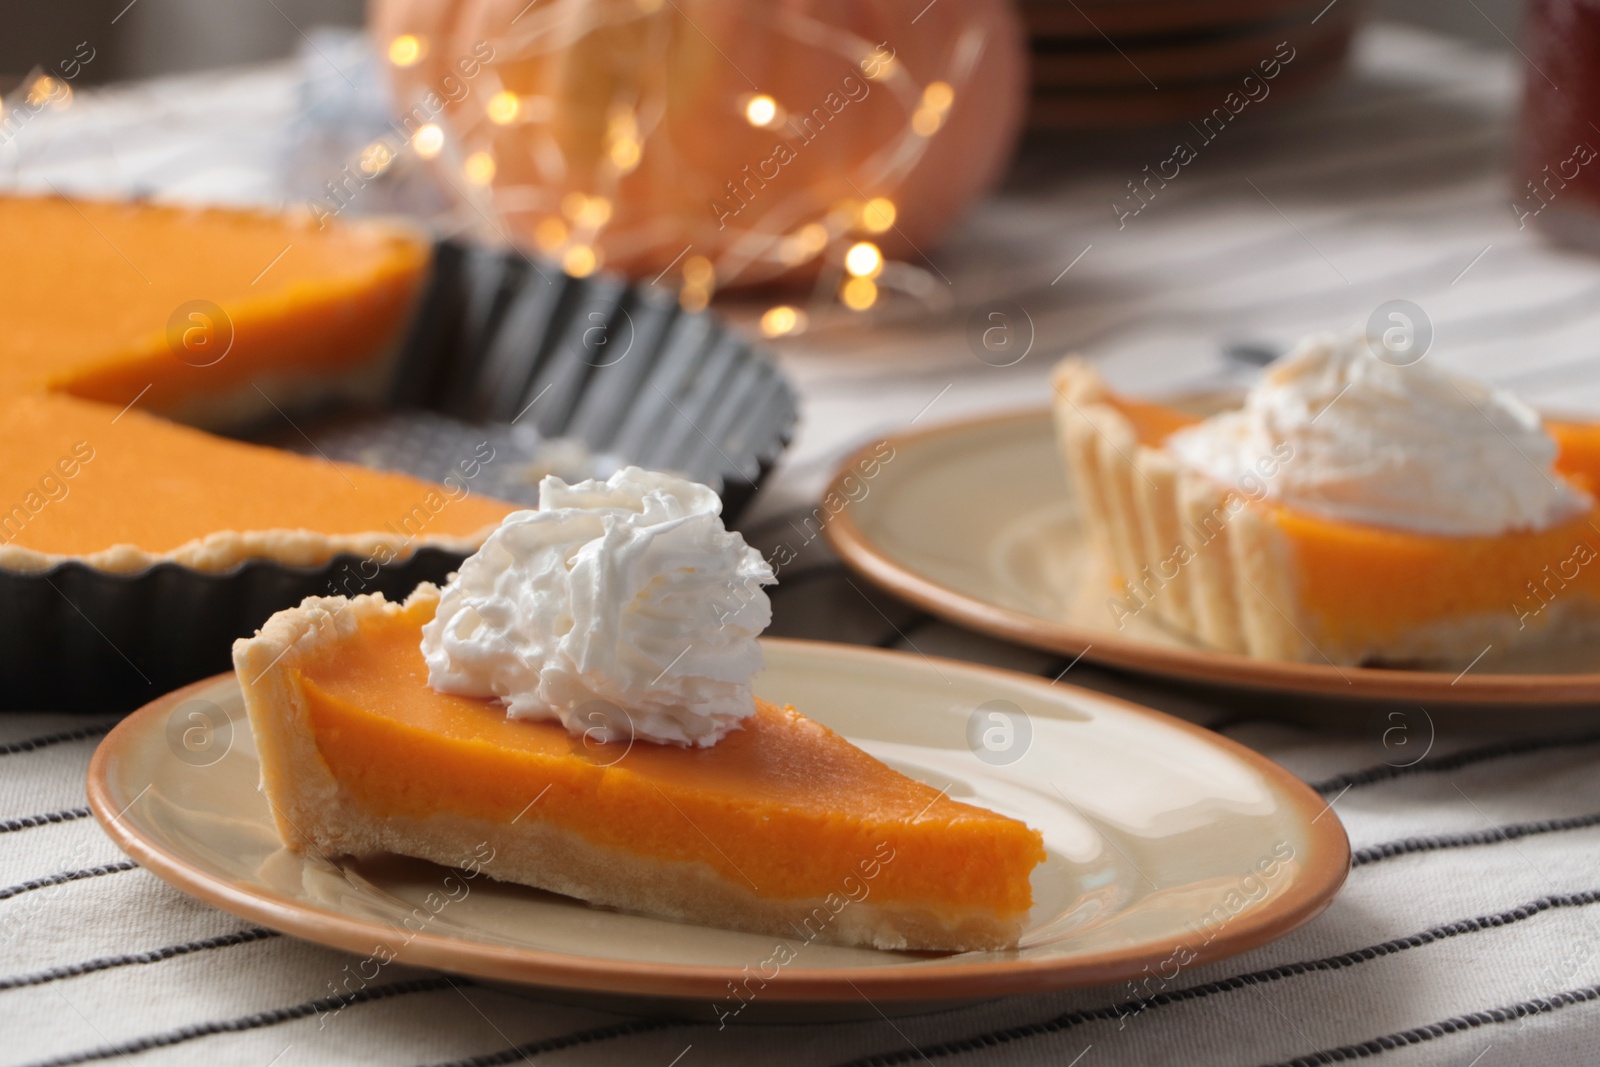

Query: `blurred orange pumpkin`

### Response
(369, 0, 1026, 289)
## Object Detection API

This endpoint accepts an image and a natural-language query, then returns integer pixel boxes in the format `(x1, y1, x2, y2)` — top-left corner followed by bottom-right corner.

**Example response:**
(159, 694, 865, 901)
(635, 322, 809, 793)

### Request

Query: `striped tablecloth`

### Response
(7, 19, 1600, 1067)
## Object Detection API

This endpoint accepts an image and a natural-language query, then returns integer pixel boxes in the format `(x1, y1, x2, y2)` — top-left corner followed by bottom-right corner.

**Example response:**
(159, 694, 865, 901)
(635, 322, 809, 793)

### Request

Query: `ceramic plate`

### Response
(88, 639, 1347, 1015)
(826, 409, 1600, 706)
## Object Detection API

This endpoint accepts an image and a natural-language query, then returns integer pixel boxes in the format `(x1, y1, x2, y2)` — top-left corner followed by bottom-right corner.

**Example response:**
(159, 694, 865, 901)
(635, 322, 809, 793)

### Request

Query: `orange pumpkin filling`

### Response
(1270, 505, 1600, 644)
(0, 197, 426, 408)
(290, 594, 1045, 916)
(0, 394, 512, 559)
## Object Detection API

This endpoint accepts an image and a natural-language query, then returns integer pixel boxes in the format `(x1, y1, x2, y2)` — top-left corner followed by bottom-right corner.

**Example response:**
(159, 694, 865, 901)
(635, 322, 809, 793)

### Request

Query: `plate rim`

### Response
(825, 407, 1600, 707)
(87, 639, 1349, 1003)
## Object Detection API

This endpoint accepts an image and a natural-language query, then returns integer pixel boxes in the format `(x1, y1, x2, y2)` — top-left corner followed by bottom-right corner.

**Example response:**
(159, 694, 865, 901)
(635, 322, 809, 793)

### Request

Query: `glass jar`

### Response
(1514, 0, 1600, 250)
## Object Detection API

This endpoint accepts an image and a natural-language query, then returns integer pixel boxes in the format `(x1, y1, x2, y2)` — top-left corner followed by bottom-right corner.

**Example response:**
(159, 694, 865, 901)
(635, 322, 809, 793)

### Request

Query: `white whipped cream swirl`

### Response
(421, 467, 774, 747)
(1166, 333, 1589, 536)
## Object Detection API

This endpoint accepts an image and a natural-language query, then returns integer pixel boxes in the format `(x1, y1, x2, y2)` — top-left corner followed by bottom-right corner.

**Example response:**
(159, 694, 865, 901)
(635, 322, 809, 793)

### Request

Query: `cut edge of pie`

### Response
(234, 584, 1047, 952)
(1051, 358, 1600, 666)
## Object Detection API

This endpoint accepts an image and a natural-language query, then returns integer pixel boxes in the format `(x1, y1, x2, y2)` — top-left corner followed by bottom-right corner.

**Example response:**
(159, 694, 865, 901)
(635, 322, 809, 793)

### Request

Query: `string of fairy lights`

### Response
(379, 7, 993, 338)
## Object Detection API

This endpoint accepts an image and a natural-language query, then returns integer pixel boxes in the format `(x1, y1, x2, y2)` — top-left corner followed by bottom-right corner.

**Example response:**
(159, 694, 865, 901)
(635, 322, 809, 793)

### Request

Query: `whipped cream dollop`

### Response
(420, 467, 774, 747)
(1166, 333, 1589, 536)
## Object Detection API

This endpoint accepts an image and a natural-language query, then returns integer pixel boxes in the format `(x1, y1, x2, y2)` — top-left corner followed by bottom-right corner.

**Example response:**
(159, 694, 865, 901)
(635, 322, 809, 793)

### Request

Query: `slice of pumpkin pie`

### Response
(234, 468, 1046, 951)
(1053, 334, 1600, 666)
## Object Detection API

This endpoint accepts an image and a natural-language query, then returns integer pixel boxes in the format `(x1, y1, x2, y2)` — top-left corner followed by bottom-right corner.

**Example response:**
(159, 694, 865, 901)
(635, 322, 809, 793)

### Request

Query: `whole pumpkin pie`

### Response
(1053, 335, 1600, 666)
(234, 469, 1047, 951)
(0, 194, 514, 574)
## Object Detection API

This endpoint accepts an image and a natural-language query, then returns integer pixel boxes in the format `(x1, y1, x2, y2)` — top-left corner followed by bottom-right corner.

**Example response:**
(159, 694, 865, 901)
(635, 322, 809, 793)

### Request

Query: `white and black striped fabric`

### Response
(5, 19, 1600, 1067)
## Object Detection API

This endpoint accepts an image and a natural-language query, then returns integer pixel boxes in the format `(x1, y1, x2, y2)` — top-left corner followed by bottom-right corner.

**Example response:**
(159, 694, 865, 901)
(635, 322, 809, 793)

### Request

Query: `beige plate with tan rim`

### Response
(88, 640, 1347, 1018)
(825, 409, 1600, 707)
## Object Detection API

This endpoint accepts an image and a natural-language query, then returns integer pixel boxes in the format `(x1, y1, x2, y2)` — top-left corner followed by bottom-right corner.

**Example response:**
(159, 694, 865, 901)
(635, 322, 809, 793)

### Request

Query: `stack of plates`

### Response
(1022, 0, 1359, 129)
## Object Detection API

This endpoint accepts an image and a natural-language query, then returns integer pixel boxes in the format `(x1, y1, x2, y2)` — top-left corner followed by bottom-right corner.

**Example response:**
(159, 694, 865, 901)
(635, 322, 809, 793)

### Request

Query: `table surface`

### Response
(5, 20, 1600, 1067)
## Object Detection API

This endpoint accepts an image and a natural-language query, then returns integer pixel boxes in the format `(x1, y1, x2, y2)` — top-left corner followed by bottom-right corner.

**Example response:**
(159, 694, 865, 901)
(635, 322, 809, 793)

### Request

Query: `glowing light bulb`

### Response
(358, 141, 395, 176)
(463, 151, 496, 185)
(912, 107, 943, 137)
(388, 35, 424, 67)
(744, 94, 779, 127)
(605, 106, 642, 170)
(576, 196, 612, 228)
(564, 245, 599, 277)
(412, 124, 444, 159)
(844, 241, 882, 278)
(922, 81, 955, 112)
(861, 198, 896, 234)
(609, 137, 642, 171)
(26, 76, 61, 107)
(798, 223, 829, 252)
(760, 305, 807, 337)
(487, 91, 520, 125)
(841, 277, 878, 311)
(683, 255, 715, 287)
